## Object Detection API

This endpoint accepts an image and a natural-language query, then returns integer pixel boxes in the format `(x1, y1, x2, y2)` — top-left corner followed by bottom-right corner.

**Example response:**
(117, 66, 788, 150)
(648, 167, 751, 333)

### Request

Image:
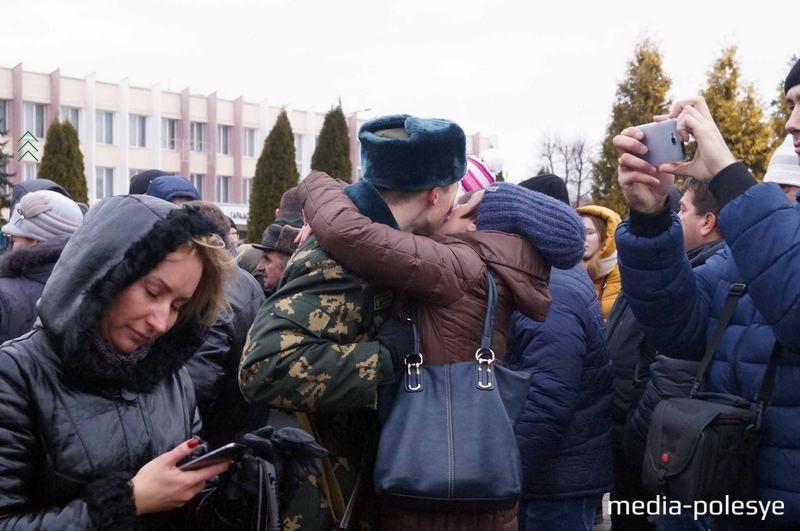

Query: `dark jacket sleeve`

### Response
(298, 171, 484, 306)
(507, 286, 586, 464)
(615, 215, 717, 360)
(0, 354, 139, 530)
(184, 319, 230, 422)
(713, 164, 800, 350)
(185, 270, 266, 426)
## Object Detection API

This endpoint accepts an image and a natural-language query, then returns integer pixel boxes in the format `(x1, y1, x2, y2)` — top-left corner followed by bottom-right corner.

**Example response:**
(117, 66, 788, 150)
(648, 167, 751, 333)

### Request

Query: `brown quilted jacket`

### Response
(299, 171, 552, 530)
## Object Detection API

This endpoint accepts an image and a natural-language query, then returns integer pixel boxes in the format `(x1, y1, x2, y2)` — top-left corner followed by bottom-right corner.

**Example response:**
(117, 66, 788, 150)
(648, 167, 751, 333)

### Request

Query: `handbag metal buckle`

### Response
(405, 353, 423, 392)
(475, 348, 495, 390)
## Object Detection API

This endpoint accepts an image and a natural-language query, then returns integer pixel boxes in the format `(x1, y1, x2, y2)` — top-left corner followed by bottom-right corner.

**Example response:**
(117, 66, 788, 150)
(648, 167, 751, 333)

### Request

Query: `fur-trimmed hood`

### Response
(37, 195, 220, 393)
(0, 235, 68, 282)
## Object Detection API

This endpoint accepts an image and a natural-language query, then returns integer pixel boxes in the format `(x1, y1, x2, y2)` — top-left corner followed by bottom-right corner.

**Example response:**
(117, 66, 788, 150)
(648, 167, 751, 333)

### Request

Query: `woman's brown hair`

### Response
(176, 233, 235, 327)
(581, 213, 608, 281)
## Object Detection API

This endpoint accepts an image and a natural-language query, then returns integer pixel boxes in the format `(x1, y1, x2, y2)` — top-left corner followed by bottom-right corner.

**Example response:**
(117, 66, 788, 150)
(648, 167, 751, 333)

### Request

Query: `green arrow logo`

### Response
(18, 140, 38, 152)
(17, 130, 39, 161)
(18, 131, 37, 143)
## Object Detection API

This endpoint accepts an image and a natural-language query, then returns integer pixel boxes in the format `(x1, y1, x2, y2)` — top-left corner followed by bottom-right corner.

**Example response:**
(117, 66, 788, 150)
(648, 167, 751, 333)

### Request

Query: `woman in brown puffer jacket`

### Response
(298, 171, 586, 531)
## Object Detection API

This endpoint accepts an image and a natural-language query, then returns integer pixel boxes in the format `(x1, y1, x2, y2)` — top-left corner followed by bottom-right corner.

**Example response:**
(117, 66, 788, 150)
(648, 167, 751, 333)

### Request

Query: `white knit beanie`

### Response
(2, 190, 83, 242)
(764, 135, 800, 187)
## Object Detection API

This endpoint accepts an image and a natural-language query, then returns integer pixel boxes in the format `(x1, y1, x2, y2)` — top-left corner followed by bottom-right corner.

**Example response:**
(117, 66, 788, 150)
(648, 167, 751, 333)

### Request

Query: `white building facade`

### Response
(0, 64, 498, 227)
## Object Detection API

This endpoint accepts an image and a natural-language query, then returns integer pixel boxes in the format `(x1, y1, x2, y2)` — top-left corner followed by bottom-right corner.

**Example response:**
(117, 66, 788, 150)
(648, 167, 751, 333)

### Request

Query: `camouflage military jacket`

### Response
(240, 237, 394, 531)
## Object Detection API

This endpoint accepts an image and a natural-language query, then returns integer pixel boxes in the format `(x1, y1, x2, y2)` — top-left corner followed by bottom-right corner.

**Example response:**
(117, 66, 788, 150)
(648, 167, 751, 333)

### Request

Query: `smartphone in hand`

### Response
(178, 442, 247, 471)
(636, 119, 686, 167)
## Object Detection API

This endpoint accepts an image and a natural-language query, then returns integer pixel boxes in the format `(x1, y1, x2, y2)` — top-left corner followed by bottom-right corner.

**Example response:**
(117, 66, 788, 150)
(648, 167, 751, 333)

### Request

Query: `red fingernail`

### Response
(187, 438, 200, 449)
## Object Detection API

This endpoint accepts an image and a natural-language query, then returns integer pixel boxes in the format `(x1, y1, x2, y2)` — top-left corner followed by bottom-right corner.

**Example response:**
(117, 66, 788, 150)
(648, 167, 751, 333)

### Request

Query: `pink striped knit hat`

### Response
(458, 155, 496, 197)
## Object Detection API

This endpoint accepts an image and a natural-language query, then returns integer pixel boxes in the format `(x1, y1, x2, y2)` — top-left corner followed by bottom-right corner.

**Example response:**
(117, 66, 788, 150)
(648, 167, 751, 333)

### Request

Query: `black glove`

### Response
(376, 317, 414, 379)
(239, 425, 327, 508)
(207, 424, 327, 531)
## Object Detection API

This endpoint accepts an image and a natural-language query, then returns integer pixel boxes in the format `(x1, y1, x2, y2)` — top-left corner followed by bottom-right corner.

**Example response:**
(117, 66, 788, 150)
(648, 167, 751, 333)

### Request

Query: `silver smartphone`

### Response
(636, 119, 686, 166)
(178, 442, 247, 471)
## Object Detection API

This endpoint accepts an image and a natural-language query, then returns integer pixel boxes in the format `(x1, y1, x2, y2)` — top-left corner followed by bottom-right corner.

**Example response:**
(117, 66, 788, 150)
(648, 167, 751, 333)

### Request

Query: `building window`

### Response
(294, 133, 304, 173)
(95, 167, 115, 200)
(96, 111, 115, 144)
(129, 115, 147, 148)
(161, 118, 177, 150)
(0, 100, 8, 133)
(217, 125, 231, 155)
(24, 102, 46, 138)
(190, 122, 205, 152)
(243, 128, 256, 157)
(242, 177, 253, 204)
(60, 107, 81, 137)
(190, 173, 204, 199)
(216, 175, 230, 203)
(22, 162, 38, 181)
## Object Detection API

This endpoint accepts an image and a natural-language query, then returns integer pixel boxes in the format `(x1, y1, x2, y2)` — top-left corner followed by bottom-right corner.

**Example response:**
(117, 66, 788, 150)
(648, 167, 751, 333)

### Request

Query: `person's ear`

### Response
(427, 188, 439, 206)
(701, 212, 717, 236)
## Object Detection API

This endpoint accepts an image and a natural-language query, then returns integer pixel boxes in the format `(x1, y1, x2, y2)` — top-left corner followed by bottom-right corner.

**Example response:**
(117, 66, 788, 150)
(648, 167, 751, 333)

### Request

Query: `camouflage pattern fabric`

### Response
(240, 237, 393, 530)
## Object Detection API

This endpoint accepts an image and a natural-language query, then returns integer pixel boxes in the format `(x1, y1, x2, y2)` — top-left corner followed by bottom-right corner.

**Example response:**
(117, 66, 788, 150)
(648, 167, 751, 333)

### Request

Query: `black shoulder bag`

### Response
(373, 272, 531, 510)
(642, 283, 781, 504)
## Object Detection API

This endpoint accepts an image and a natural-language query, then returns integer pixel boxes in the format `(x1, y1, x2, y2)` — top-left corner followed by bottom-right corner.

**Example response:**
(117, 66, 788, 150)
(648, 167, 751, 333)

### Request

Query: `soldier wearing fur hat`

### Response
(240, 114, 471, 530)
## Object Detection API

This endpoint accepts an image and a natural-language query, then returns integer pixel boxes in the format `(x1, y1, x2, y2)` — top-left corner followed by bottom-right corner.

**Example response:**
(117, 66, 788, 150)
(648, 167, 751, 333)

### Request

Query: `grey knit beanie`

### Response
(476, 183, 586, 269)
(2, 190, 83, 242)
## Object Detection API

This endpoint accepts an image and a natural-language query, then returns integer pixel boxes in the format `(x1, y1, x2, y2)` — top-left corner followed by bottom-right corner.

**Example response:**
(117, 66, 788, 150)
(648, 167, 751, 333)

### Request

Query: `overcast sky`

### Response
(5, 0, 797, 180)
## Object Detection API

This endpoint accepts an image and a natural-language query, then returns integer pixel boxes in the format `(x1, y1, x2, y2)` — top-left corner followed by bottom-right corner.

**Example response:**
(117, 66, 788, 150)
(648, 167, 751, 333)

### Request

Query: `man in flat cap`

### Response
(252, 222, 301, 296)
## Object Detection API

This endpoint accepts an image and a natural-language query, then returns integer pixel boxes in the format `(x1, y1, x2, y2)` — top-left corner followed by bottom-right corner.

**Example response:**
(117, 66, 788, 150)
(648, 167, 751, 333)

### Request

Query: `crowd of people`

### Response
(0, 57, 797, 531)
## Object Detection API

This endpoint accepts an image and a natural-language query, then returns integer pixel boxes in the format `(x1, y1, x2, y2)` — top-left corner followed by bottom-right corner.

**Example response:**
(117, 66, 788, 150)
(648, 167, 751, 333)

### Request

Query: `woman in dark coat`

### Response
(0, 194, 234, 529)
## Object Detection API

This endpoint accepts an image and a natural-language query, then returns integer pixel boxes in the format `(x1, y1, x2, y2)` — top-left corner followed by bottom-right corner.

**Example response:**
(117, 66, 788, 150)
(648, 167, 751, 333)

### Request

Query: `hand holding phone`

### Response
(178, 442, 247, 471)
(131, 438, 234, 515)
(635, 119, 686, 167)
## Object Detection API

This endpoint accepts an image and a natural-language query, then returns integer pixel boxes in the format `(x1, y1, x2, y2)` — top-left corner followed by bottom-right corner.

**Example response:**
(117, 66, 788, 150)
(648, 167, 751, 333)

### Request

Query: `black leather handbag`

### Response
(642, 283, 780, 504)
(373, 272, 530, 510)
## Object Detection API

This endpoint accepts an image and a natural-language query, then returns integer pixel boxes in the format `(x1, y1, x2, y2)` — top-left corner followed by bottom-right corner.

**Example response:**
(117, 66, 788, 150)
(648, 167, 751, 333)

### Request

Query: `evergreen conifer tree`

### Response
(592, 39, 672, 215)
(700, 46, 772, 180)
(311, 106, 352, 181)
(38, 121, 88, 203)
(248, 111, 299, 242)
(0, 125, 13, 217)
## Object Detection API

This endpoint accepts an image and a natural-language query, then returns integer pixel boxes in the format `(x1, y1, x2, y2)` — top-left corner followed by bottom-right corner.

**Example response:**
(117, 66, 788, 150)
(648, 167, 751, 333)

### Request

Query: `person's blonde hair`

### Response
(582, 213, 608, 281)
(176, 233, 235, 327)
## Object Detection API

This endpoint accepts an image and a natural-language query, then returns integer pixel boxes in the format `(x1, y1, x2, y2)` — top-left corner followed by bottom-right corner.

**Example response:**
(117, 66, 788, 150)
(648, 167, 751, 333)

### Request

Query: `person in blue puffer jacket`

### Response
(611, 58, 800, 530)
(506, 174, 612, 531)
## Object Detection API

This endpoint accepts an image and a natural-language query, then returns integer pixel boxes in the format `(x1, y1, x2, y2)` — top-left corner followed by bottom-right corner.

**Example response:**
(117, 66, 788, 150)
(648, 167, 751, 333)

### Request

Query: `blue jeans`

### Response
(656, 514, 709, 531)
(519, 497, 598, 531)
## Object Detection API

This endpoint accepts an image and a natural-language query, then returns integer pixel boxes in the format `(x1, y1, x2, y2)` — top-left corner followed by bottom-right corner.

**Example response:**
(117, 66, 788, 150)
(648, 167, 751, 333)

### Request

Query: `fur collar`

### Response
(58, 207, 216, 394)
(344, 180, 399, 229)
(0, 236, 67, 280)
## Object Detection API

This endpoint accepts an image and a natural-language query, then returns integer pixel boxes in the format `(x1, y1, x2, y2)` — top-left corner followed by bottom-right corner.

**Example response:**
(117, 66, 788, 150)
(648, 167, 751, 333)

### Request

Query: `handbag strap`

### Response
(690, 282, 746, 397)
(409, 270, 498, 358)
(480, 272, 498, 351)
